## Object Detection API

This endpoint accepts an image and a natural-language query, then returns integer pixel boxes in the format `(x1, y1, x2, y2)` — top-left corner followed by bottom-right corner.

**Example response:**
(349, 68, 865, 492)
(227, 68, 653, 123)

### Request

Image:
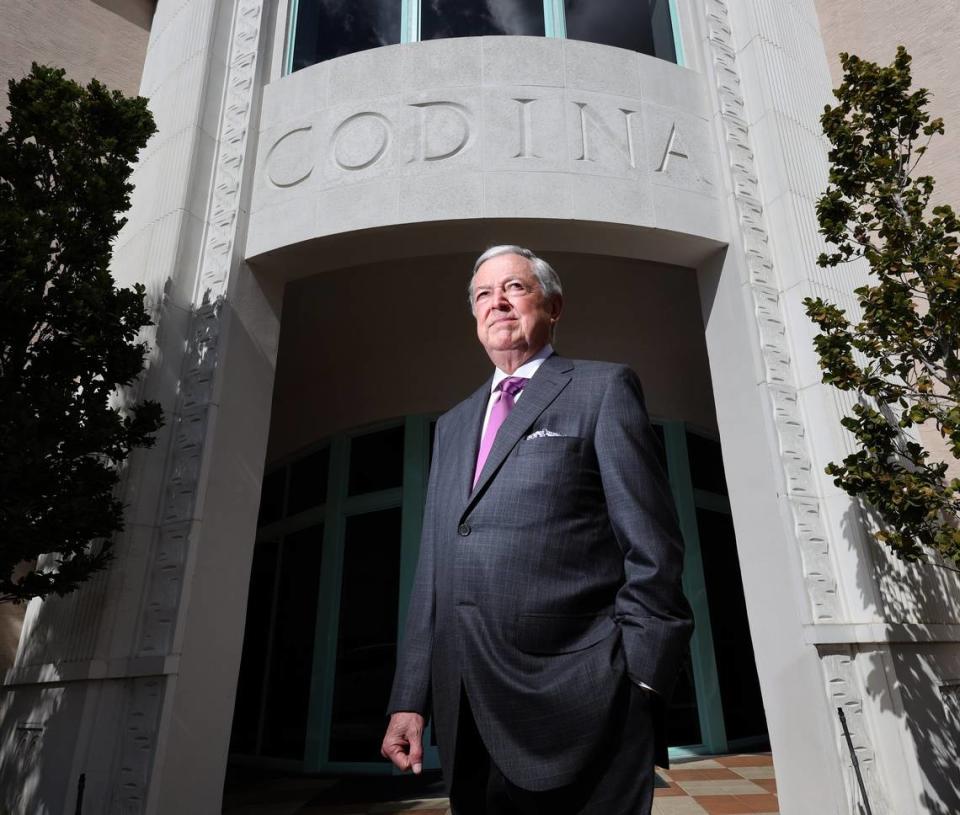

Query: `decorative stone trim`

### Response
(110, 676, 165, 814)
(703, 0, 839, 622)
(821, 646, 891, 813)
(703, 0, 890, 808)
(112, 1, 266, 811)
(3, 656, 180, 687)
(806, 622, 960, 645)
(941, 680, 960, 732)
(136, 0, 265, 659)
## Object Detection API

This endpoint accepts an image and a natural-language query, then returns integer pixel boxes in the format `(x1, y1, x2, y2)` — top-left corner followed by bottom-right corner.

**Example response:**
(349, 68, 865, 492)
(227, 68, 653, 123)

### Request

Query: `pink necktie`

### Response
(474, 376, 526, 487)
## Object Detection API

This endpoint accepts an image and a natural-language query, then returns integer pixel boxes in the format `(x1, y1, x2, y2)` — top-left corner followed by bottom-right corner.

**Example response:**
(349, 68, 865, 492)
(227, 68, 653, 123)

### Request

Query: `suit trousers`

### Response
(449, 683, 655, 815)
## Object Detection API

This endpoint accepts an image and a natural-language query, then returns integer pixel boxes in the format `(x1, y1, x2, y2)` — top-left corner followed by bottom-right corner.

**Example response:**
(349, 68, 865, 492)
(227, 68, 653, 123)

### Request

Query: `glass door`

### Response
(230, 417, 441, 773)
(661, 422, 768, 757)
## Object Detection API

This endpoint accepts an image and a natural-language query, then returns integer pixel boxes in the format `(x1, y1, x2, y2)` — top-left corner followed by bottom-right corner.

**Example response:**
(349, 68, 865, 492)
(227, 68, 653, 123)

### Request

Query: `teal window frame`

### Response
(663, 422, 770, 758)
(662, 421, 728, 758)
(237, 416, 441, 773)
(283, 0, 299, 76)
(303, 416, 441, 773)
(283, 0, 684, 76)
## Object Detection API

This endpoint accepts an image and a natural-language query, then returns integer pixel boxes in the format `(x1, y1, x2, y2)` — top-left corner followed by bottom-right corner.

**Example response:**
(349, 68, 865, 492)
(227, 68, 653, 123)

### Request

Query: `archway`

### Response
(227, 245, 768, 777)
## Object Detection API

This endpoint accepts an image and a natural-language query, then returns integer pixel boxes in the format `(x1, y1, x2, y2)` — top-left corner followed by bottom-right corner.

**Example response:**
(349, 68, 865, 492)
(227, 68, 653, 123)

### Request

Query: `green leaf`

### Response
(0, 65, 163, 603)
(809, 48, 960, 567)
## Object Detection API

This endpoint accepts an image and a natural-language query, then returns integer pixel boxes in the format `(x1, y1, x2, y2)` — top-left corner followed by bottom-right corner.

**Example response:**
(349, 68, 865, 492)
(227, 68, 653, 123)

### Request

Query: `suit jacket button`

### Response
(457, 523, 471, 537)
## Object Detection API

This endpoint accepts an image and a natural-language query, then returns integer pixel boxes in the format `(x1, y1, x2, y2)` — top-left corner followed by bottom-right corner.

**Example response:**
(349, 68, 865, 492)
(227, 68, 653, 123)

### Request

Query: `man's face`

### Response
(472, 253, 561, 360)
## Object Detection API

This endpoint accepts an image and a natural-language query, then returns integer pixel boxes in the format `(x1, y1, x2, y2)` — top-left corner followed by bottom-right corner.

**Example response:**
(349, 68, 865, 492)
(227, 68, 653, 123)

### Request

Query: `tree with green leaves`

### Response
(0, 64, 162, 603)
(805, 47, 960, 565)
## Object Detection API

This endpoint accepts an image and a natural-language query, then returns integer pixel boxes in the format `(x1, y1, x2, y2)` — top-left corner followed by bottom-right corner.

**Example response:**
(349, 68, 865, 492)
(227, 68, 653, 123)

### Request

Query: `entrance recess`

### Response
(229, 417, 766, 773)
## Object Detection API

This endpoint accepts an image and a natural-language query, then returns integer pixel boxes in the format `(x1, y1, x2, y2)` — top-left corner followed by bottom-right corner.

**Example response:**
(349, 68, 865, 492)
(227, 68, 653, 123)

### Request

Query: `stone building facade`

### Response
(1, 1, 959, 813)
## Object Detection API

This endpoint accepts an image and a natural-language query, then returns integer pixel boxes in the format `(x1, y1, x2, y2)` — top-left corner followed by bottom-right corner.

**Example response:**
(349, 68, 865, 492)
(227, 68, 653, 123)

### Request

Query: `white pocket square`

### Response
(526, 429, 564, 439)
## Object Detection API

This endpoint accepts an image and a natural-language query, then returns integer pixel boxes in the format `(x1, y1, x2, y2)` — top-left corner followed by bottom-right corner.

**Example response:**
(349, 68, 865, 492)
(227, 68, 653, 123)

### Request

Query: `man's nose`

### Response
(491, 287, 511, 308)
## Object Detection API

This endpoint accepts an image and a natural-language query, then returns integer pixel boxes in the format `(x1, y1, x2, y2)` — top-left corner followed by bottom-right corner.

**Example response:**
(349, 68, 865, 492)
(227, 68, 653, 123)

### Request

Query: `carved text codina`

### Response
(263, 97, 710, 187)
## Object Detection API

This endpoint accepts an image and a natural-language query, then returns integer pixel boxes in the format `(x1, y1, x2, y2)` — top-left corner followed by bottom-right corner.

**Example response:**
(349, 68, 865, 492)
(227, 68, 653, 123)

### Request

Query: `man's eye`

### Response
(506, 281, 525, 292)
(475, 291, 489, 301)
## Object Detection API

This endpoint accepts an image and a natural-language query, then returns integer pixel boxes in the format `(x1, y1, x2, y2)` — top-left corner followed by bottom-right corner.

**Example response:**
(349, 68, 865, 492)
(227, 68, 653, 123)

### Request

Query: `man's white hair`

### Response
(467, 245, 563, 314)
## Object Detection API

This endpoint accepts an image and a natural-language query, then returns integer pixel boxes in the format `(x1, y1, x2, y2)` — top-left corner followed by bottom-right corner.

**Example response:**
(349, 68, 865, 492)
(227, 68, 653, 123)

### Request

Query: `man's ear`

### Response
(549, 294, 563, 323)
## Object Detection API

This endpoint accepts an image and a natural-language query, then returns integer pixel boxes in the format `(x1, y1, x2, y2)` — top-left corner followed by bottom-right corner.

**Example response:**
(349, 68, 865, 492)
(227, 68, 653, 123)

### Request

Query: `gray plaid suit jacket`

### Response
(387, 354, 692, 792)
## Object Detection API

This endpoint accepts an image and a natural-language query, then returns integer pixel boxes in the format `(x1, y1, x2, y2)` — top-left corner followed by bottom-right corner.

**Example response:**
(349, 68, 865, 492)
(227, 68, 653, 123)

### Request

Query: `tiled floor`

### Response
(652, 754, 778, 815)
(223, 754, 778, 815)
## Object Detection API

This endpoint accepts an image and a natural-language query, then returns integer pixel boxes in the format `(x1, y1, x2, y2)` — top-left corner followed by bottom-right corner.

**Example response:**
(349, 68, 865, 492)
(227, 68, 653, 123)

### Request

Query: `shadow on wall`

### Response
(835, 500, 960, 815)
(0, 596, 78, 815)
(0, 245, 277, 812)
(0, 520, 166, 815)
(0, 274, 171, 815)
(0, 685, 66, 815)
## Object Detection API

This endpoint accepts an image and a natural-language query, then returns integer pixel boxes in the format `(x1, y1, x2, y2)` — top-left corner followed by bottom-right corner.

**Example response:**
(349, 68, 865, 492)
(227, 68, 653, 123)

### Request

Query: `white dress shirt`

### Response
(479, 344, 554, 439)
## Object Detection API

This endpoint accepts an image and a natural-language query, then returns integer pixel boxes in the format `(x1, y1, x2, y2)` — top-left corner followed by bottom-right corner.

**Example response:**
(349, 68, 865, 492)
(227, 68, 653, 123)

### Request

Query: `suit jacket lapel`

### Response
(448, 379, 491, 506)
(465, 355, 573, 512)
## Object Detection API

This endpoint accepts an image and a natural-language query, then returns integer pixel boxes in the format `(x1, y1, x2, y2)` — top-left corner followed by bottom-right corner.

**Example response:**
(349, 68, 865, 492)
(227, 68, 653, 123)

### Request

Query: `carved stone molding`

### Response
(821, 647, 891, 813)
(109, 677, 165, 814)
(248, 41, 723, 256)
(115, 0, 266, 810)
(703, 0, 840, 622)
(136, 0, 265, 659)
(257, 98, 712, 190)
(702, 2, 901, 808)
(940, 680, 960, 717)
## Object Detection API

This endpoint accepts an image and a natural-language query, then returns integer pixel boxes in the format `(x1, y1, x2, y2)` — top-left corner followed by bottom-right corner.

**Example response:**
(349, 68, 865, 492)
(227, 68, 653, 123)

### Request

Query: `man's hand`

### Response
(381, 711, 425, 774)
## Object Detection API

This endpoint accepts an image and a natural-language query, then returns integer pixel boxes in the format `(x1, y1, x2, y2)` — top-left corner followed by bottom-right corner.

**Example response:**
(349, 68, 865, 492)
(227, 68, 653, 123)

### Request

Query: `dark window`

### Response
(288, 1, 679, 72)
(287, 446, 330, 515)
(421, 0, 545, 40)
(651, 422, 668, 474)
(329, 508, 403, 762)
(290, 0, 401, 71)
(564, 0, 676, 61)
(652, 422, 665, 447)
(260, 525, 325, 759)
(230, 539, 280, 754)
(666, 649, 702, 746)
(687, 433, 728, 496)
(348, 425, 405, 495)
(696, 509, 767, 742)
(257, 468, 285, 527)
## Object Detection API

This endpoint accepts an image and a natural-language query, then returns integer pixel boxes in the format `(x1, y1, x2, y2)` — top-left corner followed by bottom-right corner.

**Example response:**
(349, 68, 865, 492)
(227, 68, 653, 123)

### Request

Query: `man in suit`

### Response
(381, 245, 692, 814)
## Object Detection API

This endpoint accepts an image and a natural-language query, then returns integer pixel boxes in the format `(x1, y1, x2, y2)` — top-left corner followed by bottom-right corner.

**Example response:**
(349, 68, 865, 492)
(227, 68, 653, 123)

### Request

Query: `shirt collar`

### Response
(491, 344, 554, 392)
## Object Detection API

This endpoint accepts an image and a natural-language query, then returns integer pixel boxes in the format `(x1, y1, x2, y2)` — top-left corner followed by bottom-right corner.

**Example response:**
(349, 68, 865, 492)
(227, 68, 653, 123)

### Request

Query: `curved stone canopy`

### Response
(246, 36, 726, 265)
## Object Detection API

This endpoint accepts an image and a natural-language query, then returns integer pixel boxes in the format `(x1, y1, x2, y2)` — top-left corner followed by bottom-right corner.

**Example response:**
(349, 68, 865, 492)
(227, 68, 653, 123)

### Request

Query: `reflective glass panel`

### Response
(257, 468, 285, 527)
(696, 509, 768, 742)
(229, 540, 280, 754)
(687, 432, 728, 496)
(652, 423, 665, 448)
(287, 446, 330, 515)
(667, 648, 702, 746)
(291, 0, 401, 72)
(261, 524, 325, 759)
(650, 423, 668, 475)
(329, 508, 402, 762)
(421, 0, 545, 40)
(564, 0, 677, 62)
(348, 425, 405, 495)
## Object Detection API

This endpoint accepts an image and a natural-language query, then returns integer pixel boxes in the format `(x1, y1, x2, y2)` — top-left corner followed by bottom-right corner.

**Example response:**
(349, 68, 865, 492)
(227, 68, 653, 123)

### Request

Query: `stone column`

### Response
(691, 0, 960, 812)
(0, 1, 281, 813)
